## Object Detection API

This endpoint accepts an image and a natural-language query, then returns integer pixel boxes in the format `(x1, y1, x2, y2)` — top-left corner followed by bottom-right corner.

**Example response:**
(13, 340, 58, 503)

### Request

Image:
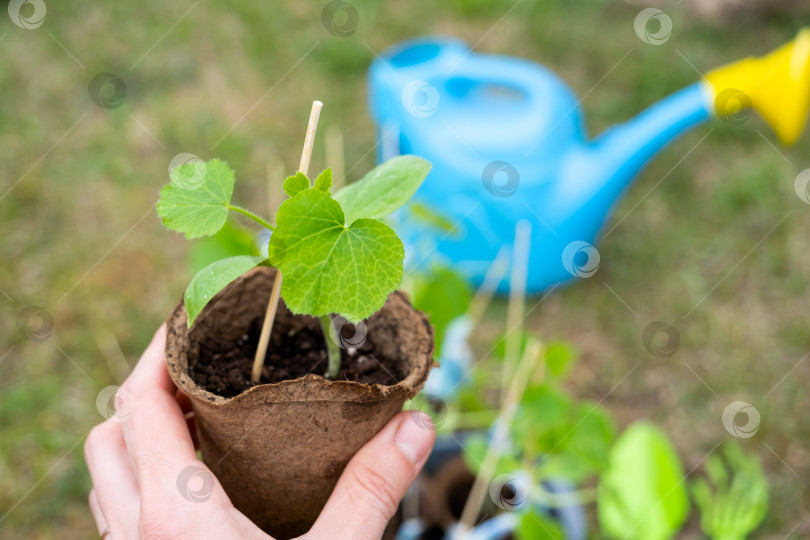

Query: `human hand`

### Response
(84, 324, 435, 539)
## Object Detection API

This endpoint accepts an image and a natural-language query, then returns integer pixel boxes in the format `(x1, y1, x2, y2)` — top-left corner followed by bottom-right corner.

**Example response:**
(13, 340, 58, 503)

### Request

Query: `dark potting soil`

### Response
(189, 304, 407, 398)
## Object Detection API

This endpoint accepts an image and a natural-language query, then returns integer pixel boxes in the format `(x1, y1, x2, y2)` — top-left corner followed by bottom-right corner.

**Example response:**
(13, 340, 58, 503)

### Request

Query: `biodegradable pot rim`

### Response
(165, 271, 435, 408)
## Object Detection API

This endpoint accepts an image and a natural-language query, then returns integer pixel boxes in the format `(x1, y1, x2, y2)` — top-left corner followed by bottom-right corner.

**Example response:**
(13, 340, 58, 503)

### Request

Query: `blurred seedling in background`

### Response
(402, 223, 746, 539)
(597, 422, 689, 540)
(156, 102, 431, 380)
(691, 442, 769, 540)
(381, 180, 770, 539)
(458, 338, 617, 538)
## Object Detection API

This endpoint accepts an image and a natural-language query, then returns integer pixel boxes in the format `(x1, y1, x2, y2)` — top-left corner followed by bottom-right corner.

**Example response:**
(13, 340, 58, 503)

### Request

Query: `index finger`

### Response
(119, 324, 201, 497)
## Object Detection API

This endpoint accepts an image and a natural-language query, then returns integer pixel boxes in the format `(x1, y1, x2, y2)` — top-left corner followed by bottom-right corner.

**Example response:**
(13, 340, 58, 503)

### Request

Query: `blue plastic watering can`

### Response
(368, 32, 810, 293)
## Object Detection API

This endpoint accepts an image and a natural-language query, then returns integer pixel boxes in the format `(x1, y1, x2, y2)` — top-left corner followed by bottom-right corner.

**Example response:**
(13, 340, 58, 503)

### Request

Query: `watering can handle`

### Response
(440, 53, 550, 109)
(704, 28, 810, 145)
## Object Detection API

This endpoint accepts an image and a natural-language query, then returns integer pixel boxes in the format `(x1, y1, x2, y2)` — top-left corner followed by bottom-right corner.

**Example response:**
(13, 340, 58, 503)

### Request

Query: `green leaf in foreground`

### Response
(282, 172, 310, 198)
(334, 155, 431, 225)
(185, 255, 259, 325)
(157, 159, 236, 239)
(598, 422, 689, 540)
(516, 511, 564, 540)
(314, 168, 332, 192)
(268, 188, 404, 321)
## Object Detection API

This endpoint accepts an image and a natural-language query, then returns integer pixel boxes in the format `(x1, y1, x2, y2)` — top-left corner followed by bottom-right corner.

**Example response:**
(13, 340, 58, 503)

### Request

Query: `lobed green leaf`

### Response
(691, 442, 768, 539)
(314, 168, 333, 192)
(282, 172, 310, 198)
(334, 155, 431, 225)
(268, 188, 404, 321)
(157, 159, 235, 239)
(162, 156, 430, 325)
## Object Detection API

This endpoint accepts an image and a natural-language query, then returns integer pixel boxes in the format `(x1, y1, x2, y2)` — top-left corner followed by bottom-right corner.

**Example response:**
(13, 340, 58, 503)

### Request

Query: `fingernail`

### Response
(395, 411, 434, 465)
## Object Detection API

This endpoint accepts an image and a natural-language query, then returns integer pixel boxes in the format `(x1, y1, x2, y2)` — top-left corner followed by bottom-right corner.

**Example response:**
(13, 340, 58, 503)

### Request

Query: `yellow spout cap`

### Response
(704, 28, 810, 145)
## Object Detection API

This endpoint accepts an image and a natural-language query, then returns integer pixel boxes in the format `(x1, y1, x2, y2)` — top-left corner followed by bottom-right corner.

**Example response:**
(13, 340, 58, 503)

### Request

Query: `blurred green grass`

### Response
(1, 0, 809, 537)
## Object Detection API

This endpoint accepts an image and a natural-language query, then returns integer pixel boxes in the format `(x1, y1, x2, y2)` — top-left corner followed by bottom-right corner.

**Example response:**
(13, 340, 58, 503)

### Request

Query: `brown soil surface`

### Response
(189, 301, 407, 397)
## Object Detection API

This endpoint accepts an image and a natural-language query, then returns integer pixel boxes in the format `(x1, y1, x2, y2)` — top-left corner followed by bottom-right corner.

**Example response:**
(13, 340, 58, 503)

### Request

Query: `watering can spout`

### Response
(585, 83, 710, 202)
(705, 28, 810, 145)
(588, 28, 810, 202)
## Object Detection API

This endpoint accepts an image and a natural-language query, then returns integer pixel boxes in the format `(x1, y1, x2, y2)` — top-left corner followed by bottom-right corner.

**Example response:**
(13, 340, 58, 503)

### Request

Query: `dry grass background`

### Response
(1, 0, 809, 537)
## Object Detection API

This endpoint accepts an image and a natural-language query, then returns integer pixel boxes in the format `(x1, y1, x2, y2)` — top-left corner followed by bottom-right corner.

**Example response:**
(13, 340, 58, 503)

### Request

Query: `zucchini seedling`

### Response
(157, 148, 431, 380)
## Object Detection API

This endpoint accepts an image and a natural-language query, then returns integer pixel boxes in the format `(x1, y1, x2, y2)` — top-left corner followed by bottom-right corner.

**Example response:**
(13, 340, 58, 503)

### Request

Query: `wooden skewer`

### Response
(250, 101, 323, 384)
(458, 339, 542, 531)
(299, 101, 323, 178)
(501, 220, 531, 403)
(251, 273, 283, 383)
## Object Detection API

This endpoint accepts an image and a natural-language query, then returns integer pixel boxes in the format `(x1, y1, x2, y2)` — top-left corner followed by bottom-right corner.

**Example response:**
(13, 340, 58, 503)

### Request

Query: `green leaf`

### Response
(189, 219, 253, 273)
(545, 342, 577, 379)
(515, 386, 573, 443)
(460, 433, 489, 475)
(314, 168, 333, 192)
(598, 422, 689, 540)
(460, 433, 522, 479)
(268, 188, 404, 321)
(157, 159, 235, 239)
(334, 155, 431, 225)
(411, 265, 472, 356)
(283, 172, 310, 198)
(456, 386, 491, 413)
(562, 404, 615, 475)
(516, 511, 565, 540)
(184, 255, 260, 326)
(691, 442, 768, 540)
(537, 405, 615, 482)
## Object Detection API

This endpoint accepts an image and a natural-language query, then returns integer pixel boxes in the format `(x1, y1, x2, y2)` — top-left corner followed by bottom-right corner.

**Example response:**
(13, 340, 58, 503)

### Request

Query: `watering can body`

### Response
(368, 34, 810, 293)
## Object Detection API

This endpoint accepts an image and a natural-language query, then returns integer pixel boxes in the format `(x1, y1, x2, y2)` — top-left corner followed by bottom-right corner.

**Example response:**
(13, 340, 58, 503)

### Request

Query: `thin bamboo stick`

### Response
(458, 339, 542, 530)
(250, 101, 323, 384)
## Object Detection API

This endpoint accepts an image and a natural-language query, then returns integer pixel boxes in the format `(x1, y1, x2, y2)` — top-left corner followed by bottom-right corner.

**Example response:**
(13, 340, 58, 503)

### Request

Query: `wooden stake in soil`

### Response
(298, 101, 323, 177)
(500, 220, 531, 404)
(250, 272, 284, 383)
(250, 101, 323, 384)
(458, 339, 542, 531)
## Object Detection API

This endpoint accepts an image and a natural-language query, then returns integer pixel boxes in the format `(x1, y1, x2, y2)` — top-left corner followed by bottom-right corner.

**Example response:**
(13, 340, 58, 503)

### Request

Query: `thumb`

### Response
(305, 410, 435, 540)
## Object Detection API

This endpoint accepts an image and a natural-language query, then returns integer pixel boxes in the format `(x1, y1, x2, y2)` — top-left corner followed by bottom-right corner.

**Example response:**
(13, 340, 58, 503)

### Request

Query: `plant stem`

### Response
(321, 315, 342, 379)
(228, 204, 275, 231)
